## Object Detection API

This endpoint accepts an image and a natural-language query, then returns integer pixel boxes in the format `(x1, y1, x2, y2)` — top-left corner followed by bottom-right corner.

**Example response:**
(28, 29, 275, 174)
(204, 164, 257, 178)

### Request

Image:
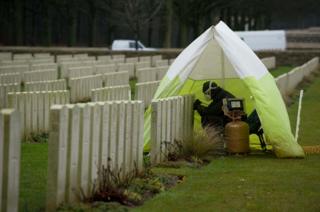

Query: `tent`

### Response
(144, 21, 304, 158)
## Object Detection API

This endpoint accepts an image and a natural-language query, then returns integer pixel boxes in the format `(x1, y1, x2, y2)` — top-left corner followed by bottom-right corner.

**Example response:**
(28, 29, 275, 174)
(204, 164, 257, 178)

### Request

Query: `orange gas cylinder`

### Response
(225, 120, 250, 154)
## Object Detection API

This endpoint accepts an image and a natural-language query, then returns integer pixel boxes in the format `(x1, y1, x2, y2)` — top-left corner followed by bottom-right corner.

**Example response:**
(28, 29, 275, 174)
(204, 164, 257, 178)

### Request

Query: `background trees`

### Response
(0, 0, 319, 47)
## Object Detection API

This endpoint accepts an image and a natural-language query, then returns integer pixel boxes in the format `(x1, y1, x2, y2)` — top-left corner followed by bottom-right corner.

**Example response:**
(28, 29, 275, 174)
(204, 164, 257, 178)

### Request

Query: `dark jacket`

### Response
(195, 87, 235, 128)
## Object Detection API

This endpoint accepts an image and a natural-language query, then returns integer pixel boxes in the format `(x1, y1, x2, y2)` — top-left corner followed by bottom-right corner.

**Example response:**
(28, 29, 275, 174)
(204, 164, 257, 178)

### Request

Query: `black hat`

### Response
(202, 81, 218, 94)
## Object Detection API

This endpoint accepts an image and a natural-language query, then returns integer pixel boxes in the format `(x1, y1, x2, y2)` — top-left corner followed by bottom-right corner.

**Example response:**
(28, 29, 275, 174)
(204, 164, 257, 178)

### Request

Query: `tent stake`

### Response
(295, 90, 304, 143)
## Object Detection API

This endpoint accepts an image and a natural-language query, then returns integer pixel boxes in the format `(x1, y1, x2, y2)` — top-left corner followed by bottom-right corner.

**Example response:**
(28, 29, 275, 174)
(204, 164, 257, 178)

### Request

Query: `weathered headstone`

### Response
(0, 109, 21, 212)
(91, 85, 131, 101)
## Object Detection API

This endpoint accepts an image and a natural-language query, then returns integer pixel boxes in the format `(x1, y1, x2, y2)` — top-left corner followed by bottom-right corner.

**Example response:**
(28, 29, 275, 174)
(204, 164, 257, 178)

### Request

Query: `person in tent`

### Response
(193, 81, 235, 129)
(193, 81, 267, 150)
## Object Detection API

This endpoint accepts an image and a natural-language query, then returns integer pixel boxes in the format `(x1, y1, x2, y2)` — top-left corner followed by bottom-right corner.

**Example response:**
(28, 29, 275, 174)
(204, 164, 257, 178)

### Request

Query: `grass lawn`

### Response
(19, 69, 319, 211)
(287, 75, 320, 146)
(135, 155, 320, 212)
(20, 142, 48, 211)
(270, 66, 294, 78)
(130, 78, 137, 99)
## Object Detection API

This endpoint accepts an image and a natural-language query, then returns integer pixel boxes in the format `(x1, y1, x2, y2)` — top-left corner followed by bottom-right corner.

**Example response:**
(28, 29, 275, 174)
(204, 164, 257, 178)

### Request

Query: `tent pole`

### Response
(295, 89, 304, 143)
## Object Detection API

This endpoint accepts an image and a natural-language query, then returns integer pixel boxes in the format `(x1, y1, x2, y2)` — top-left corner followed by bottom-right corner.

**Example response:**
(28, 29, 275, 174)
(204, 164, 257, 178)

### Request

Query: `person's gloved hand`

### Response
(193, 99, 201, 110)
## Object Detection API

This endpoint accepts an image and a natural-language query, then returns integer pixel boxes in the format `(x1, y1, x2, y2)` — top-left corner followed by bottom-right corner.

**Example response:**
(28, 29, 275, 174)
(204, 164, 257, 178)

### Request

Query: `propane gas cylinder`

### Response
(225, 120, 250, 153)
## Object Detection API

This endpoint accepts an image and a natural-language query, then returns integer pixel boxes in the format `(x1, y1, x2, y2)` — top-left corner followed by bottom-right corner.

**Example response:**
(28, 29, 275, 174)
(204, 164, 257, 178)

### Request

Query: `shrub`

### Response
(76, 97, 92, 103)
(25, 132, 49, 143)
(168, 126, 224, 162)
(79, 164, 138, 206)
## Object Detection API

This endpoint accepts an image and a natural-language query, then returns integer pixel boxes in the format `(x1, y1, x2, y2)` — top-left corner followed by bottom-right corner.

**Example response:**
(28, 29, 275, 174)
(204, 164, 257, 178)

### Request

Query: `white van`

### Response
(111, 40, 156, 51)
(235, 30, 286, 51)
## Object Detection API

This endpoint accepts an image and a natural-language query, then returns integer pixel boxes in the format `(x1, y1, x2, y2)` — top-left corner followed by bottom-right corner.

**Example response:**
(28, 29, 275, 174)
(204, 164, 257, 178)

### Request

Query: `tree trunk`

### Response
(14, 0, 23, 45)
(31, 10, 36, 46)
(147, 18, 153, 47)
(192, 18, 200, 40)
(106, 22, 115, 46)
(265, 14, 272, 29)
(219, 8, 225, 21)
(44, 0, 52, 46)
(163, 0, 173, 48)
(240, 12, 246, 30)
(0, 1, 11, 44)
(68, 0, 77, 46)
(226, 7, 231, 27)
(134, 21, 140, 50)
(89, 10, 98, 47)
(256, 14, 262, 30)
(23, 0, 27, 45)
(234, 10, 240, 30)
(249, 16, 255, 30)
(88, 0, 98, 47)
(179, 21, 188, 47)
(204, 10, 213, 30)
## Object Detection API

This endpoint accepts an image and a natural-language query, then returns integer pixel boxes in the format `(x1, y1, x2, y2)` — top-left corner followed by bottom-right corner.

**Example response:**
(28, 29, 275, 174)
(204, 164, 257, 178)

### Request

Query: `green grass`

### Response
(270, 66, 294, 77)
(19, 143, 48, 211)
(130, 78, 137, 99)
(134, 155, 320, 212)
(287, 74, 320, 146)
(19, 71, 320, 211)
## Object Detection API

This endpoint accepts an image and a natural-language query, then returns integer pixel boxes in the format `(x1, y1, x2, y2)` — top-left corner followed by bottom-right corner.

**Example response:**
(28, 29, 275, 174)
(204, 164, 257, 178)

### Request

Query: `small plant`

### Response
(76, 97, 92, 103)
(127, 173, 183, 204)
(168, 126, 224, 163)
(25, 132, 49, 143)
(129, 78, 137, 99)
(79, 164, 139, 206)
(143, 153, 151, 169)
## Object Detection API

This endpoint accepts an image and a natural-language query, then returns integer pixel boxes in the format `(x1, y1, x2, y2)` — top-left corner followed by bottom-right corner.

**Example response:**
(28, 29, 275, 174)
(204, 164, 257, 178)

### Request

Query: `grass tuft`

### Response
(168, 126, 224, 164)
(78, 164, 140, 206)
(25, 132, 49, 143)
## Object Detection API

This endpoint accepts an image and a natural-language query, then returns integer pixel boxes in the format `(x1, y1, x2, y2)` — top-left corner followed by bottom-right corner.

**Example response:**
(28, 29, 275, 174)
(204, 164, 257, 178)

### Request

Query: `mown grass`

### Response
(19, 67, 319, 211)
(287, 73, 320, 146)
(270, 66, 294, 77)
(135, 155, 320, 212)
(130, 78, 137, 99)
(19, 143, 48, 211)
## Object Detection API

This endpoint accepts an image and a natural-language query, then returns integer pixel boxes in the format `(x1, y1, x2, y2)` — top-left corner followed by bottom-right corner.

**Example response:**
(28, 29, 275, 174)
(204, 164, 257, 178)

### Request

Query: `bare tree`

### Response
(13, 0, 23, 45)
(46, 0, 79, 46)
(85, 0, 99, 47)
(82, 0, 119, 46)
(42, 0, 53, 45)
(68, 0, 78, 46)
(120, 0, 164, 50)
(163, 0, 173, 48)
